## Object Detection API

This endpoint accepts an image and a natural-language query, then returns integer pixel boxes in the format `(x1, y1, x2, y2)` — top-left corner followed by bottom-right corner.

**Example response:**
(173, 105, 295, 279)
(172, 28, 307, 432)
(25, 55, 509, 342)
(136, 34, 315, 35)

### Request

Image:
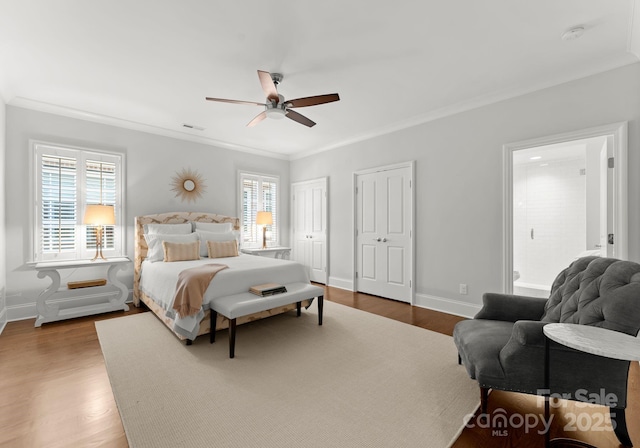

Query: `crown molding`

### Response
(7, 58, 639, 164)
(7, 97, 290, 160)
(291, 58, 639, 160)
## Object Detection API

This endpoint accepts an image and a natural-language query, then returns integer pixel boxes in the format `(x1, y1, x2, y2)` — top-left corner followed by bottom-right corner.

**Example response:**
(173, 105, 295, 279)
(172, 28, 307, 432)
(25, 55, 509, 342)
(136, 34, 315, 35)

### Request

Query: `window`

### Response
(33, 142, 125, 261)
(239, 171, 279, 248)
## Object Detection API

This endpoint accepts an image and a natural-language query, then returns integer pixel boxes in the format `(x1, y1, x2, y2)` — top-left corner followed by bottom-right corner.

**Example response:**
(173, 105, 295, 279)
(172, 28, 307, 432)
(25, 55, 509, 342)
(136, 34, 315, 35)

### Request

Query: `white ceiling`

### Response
(0, 1, 638, 159)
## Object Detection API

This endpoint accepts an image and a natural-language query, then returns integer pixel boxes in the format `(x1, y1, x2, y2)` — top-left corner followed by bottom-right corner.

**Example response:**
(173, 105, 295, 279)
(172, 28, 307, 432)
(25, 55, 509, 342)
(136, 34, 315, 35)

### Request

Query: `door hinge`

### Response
(355, 186, 358, 194)
(409, 279, 412, 287)
(608, 233, 614, 245)
(355, 271, 358, 278)
(608, 157, 614, 168)
(409, 179, 412, 188)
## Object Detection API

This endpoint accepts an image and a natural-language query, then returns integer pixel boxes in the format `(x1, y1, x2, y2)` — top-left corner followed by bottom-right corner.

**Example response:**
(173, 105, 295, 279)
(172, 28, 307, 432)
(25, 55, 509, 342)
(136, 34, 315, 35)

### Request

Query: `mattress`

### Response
(139, 254, 310, 339)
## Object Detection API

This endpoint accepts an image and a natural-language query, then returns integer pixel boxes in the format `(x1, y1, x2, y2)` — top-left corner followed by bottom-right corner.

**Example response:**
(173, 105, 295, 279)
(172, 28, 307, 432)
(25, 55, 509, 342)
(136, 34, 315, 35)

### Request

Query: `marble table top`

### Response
(544, 323, 640, 361)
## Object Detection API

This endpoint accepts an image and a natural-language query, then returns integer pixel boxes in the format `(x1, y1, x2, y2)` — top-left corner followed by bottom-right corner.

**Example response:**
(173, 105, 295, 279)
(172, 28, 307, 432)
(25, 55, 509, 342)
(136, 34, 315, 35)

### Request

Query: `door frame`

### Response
(353, 161, 415, 304)
(502, 122, 628, 293)
(290, 177, 329, 282)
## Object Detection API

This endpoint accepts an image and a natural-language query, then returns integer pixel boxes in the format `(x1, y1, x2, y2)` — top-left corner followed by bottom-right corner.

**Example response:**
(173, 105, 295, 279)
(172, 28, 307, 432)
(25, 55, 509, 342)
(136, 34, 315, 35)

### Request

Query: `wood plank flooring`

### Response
(0, 286, 637, 447)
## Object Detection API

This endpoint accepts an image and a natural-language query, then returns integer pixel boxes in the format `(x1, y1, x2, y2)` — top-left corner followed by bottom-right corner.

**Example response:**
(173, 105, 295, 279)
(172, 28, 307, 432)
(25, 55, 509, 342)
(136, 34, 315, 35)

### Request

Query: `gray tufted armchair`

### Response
(453, 257, 640, 446)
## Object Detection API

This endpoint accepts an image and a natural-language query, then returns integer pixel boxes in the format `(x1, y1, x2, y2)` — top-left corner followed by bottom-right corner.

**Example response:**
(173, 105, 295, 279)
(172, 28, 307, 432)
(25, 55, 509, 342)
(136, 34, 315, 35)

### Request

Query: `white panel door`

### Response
(292, 178, 327, 284)
(356, 165, 412, 302)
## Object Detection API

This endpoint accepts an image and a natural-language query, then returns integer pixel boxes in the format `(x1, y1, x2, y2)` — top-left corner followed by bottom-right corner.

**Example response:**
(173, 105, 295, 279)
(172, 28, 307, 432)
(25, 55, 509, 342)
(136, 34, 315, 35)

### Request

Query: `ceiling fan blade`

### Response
(247, 111, 268, 127)
(257, 70, 279, 102)
(285, 93, 340, 108)
(206, 97, 266, 106)
(286, 110, 316, 127)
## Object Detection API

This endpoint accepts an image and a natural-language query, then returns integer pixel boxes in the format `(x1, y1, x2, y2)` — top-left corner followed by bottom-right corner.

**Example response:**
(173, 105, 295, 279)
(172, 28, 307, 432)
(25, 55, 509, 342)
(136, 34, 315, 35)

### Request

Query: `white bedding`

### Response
(139, 254, 310, 339)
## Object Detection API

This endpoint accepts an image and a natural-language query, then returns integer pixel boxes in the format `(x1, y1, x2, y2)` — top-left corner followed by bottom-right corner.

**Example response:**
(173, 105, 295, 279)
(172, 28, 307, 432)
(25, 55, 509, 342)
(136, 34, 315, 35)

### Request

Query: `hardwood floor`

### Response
(0, 286, 637, 447)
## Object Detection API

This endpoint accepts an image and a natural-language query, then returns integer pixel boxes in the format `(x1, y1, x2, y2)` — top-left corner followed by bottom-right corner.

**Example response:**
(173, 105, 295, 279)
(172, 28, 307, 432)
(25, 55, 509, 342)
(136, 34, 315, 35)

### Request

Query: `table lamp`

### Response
(84, 204, 115, 261)
(256, 211, 273, 249)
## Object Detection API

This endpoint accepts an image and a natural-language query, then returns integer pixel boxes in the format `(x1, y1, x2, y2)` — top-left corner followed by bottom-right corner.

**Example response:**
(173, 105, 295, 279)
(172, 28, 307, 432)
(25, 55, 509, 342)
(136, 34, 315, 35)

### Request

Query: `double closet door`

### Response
(292, 178, 327, 284)
(355, 164, 413, 303)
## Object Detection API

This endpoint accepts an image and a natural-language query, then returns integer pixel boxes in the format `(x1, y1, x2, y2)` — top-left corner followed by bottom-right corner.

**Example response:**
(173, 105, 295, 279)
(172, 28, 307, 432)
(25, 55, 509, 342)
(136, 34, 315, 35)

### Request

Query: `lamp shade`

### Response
(84, 204, 115, 226)
(256, 211, 273, 226)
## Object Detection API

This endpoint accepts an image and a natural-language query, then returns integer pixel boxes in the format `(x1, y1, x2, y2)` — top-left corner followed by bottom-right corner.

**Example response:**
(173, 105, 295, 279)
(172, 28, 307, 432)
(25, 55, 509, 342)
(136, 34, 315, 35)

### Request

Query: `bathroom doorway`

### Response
(503, 123, 628, 296)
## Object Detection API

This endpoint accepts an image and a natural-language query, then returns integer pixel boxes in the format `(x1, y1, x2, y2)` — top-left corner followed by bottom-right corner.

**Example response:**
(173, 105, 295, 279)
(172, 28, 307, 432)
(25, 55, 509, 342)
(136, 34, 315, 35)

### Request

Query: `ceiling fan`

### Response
(206, 70, 340, 128)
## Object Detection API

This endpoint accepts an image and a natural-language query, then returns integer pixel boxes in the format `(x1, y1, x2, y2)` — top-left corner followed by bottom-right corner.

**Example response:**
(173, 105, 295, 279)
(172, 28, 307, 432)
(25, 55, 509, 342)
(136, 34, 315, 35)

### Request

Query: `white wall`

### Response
(290, 62, 640, 317)
(0, 95, 6, 333)
(4, 107, 290, 320)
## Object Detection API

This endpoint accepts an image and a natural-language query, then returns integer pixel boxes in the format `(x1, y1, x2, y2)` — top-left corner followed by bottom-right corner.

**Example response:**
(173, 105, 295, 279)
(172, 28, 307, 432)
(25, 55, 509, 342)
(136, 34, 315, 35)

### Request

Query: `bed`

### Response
(134, 212, 313, 342)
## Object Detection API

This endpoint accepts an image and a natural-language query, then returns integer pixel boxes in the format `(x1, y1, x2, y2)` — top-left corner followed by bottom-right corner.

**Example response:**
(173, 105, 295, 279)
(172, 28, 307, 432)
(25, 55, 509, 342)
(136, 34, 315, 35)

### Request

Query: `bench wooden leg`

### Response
(229, 318, 236, 358)
(296, 301, 301, 317)
(318, 295, 323, 325)
(210, 310, 217, 344)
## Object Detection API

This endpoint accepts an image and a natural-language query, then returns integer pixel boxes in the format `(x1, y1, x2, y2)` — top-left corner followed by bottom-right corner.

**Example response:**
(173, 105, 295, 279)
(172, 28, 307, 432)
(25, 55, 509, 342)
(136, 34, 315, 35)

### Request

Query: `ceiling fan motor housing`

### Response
(265, 96, 287, 119)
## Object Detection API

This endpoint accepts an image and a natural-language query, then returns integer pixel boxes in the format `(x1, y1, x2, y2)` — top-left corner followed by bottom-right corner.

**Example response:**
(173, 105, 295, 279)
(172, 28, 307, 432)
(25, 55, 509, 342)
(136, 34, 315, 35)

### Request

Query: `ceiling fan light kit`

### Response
(206, 70, 340, 128)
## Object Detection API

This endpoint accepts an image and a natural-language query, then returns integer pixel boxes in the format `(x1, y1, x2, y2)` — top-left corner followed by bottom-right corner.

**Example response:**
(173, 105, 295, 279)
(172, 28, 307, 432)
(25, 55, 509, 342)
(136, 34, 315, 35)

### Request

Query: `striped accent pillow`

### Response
(162, 241, 200, 262)
(207, 240, 239, 258)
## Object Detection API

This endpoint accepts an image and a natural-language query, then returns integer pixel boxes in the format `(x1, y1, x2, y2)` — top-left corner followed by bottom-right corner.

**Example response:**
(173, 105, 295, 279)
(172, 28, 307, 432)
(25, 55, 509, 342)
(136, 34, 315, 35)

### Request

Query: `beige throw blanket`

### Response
(172, 264, 229, 318)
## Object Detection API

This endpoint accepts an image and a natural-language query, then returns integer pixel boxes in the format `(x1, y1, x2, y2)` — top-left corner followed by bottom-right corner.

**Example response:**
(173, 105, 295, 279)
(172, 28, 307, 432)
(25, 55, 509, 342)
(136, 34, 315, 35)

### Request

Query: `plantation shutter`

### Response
(85, 160, 117, 250)
(242, 177, 259, 245)
(262, 178, 277, 245)
(239, 172, 279, 247)
(33, 142, 124, 262)
(40, 155, 77, 254)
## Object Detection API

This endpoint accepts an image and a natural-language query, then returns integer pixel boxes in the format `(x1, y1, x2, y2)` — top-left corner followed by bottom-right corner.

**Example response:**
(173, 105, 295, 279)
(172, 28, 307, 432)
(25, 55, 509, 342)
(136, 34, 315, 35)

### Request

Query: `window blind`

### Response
(33, 142, 124, 261)
(41, 155, 77, 254)
(239, 172, 279, 247)
(85, 160, 116, 250)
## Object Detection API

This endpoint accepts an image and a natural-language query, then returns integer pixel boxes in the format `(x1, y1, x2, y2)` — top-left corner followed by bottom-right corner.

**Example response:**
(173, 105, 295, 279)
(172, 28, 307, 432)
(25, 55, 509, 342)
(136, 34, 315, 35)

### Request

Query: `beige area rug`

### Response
(96, 301, 478, 448)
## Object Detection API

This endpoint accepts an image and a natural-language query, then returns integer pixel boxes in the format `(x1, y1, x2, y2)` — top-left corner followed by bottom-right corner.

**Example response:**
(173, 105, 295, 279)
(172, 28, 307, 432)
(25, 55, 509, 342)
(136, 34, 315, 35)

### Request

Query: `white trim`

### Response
(0, 308, 6, 335)
(503, 122, 629, 293)
(30, 140, 126, 262)
(11, 98, 289, 160)
(414, 293, 481, 319)
(290, 61, 638, 161)
(353, 161, 415, 304)
(237, 170, 281, 248)
(327, 276, 354, 291)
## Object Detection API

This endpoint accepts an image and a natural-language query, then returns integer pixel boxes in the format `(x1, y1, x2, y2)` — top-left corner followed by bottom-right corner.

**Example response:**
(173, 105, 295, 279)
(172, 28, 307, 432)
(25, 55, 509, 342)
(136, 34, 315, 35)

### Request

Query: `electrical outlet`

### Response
(459, 283, 468, 295)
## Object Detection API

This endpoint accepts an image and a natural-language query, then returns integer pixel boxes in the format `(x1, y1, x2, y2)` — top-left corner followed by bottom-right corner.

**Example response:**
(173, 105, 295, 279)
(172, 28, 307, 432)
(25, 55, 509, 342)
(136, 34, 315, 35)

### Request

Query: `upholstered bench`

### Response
(209, 282, 324, 358)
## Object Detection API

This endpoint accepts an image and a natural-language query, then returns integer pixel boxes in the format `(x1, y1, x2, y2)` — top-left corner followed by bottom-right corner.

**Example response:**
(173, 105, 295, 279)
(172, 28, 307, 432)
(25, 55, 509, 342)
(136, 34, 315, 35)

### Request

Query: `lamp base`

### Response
(262, 226, 267, 249)
(91, 226, 108, 261)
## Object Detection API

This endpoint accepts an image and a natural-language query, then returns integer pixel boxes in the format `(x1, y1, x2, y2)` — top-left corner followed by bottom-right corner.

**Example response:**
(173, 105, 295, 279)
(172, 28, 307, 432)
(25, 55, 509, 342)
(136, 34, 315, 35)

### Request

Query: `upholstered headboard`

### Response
(133, 212, 240, 306)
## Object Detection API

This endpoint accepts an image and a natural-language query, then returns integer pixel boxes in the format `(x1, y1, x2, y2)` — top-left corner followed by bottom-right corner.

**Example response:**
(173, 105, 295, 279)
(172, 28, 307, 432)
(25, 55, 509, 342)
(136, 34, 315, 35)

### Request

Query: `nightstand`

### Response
(33, 257, 130, 326)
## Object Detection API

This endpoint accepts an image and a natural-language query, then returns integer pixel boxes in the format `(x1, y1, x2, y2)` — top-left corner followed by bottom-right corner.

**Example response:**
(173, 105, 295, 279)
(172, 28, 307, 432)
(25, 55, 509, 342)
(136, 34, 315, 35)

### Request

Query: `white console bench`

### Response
(209, 282, 324, 358)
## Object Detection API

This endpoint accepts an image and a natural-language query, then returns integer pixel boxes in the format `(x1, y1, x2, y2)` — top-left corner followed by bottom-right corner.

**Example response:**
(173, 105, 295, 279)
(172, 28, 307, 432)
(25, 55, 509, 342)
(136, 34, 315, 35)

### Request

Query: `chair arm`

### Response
(474, 292, 547, 322)
(503, 321, 589, 354)
(511, 320, 547, 348)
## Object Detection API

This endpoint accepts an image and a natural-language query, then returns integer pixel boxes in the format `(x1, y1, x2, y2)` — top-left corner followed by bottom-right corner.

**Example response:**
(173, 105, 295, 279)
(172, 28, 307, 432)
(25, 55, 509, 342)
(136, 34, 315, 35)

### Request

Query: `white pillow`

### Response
(144, 222, 193, 235)
(196, 229, 236, 257)
(145, 233, 199, 262)
(193, 222, 233, 233)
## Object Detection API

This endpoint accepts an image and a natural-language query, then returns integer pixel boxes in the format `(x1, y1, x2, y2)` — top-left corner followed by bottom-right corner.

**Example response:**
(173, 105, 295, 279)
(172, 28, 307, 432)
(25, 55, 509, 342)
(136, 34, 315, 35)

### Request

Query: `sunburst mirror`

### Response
(170, 168, 207, 203)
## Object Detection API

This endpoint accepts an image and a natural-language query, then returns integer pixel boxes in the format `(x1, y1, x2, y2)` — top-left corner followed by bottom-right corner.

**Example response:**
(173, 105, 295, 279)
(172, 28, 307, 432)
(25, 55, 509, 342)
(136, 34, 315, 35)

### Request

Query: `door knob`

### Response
(373, 237, 381, 242)
(382, 238, 387, 242)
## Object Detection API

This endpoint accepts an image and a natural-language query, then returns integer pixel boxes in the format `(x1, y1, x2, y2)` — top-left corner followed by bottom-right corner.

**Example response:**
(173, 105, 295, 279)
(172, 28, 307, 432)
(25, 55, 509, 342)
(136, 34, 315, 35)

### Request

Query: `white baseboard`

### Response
(326, 276, 479, 319)
(328, 276, 354, 291)
(7, 302, 36, 322)
(414, 293, 480, 319)
(0, 308, 7, 334)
